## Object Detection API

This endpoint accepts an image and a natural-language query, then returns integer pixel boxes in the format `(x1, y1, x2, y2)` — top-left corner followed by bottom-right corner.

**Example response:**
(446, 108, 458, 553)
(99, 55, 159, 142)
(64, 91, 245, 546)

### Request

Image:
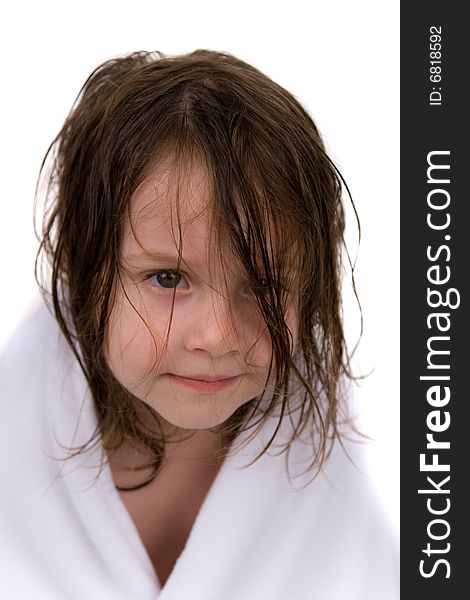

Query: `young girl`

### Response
(0, 50, 398, 599)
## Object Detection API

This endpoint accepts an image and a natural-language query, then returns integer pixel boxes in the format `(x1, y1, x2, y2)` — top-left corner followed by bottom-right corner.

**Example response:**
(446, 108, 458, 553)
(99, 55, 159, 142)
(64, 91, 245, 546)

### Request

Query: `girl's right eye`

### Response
(148, 270, 188, 290)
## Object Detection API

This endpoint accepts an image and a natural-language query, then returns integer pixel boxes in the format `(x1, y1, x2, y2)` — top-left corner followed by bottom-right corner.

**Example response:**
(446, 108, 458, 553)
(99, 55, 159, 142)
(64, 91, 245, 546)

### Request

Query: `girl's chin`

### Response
(141, 400, 235, 433)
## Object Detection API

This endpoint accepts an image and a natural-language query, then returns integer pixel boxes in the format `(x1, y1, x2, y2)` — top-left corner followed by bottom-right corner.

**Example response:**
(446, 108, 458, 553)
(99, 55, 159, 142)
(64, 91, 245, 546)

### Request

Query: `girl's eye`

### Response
(245, 277, 273, 295)
(259, 277, 271, 288)
(149, 270, 187, 290)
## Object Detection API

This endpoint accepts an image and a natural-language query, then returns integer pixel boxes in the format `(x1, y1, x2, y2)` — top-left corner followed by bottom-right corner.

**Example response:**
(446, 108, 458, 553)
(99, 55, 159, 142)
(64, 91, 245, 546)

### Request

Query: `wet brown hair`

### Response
(36, 50, 359, 491)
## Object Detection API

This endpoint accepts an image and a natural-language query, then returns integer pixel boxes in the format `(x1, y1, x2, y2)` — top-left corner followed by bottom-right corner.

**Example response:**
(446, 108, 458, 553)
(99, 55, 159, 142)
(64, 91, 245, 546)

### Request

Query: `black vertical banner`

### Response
(401, 3, 468, 598)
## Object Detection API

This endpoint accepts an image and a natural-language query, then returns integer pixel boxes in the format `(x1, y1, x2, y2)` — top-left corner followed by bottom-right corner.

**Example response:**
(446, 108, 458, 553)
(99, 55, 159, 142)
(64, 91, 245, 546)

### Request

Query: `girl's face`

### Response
(105, 159, 297, 431)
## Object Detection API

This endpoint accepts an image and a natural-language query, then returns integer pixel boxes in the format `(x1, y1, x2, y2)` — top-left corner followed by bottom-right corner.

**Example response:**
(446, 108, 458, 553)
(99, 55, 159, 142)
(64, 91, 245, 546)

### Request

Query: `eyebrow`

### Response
(123, 250, 191, 267)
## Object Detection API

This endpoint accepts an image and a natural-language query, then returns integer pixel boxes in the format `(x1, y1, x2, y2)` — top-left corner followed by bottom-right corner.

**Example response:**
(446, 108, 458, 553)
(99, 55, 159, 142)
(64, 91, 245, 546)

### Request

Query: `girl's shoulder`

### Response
(0, 299, 98, 475)
(1, 300, 71, 385)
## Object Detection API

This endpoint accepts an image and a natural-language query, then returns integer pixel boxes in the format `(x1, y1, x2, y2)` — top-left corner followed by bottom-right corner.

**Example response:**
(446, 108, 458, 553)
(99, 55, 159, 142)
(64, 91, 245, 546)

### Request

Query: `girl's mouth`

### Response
(168, 374, 241, 392)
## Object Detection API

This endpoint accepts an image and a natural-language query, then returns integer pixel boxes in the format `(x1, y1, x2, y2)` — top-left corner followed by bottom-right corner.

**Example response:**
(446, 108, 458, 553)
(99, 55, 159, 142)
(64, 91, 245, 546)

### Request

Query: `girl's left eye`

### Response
(149, 270, 187, 290)
(243, 277, 274, 295)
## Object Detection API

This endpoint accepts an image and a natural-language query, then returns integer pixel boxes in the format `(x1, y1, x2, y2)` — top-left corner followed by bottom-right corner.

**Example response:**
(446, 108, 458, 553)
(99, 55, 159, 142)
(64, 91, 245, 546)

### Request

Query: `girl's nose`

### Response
(183, 289, 239, 358)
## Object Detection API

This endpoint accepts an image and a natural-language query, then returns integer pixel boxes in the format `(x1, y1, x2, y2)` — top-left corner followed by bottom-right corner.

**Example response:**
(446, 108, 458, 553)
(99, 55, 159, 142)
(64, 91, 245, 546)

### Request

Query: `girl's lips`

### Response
(168, 374, 241, 392)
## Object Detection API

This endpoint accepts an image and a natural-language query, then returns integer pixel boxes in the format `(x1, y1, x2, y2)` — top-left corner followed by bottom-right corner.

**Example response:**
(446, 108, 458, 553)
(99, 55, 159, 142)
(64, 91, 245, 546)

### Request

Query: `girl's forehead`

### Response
(122, 157, 231, 270)
(122, 154, 291, 276)
(129, 157, 211, 228)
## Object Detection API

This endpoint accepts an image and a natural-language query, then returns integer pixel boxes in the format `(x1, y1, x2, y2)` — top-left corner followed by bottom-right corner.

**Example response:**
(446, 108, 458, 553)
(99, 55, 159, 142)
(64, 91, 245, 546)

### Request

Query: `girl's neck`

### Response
(107, 425, 227, 490)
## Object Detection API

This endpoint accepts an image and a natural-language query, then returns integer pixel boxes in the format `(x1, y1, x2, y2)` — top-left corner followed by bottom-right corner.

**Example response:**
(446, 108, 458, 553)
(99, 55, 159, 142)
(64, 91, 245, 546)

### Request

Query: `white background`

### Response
(0, 1, 399, 536)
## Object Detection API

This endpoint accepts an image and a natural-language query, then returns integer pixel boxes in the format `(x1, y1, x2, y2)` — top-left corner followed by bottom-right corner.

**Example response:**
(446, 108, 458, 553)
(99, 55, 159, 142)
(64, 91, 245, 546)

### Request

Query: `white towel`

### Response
(0, 304, 398, 599)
